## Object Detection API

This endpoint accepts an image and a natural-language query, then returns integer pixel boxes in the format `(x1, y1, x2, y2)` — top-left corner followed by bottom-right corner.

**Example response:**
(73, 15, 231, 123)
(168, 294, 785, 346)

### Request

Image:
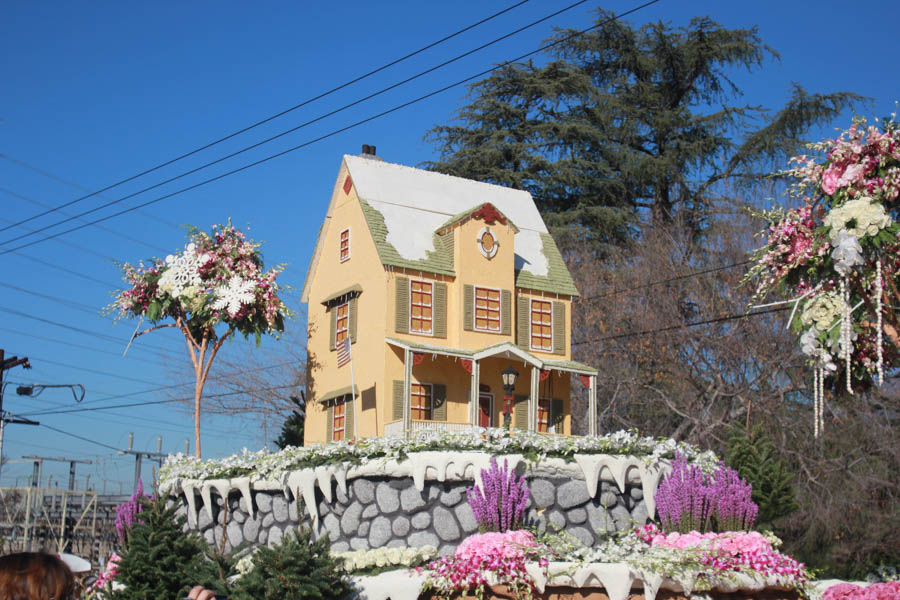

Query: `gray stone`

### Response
(203, 528, 215, 545)
(268, 526, 283, 547)
(386, 539, 407, 548)
(227, 520, 243, 548)
(630, 486, 643, 501)
(427, 485, 440, 501)
(361, 504, 378, 519)
(272, 496, 290, 523)
(401, 486, 426, 511)
(330, 540, 350, 552)
(358, 521, 370, 537)
(375, 483, 400, 513)
(439, 486, 464, 506)
(392, 516, 410, 537)
(257, 529, 267, 545)
(256, 494, 272, 512)
(341, 501, 363, 535)
(239, 497, 249, 513)
(454, 503, 478, 533)
(322, 513, 340, 541)
(408, 531, 439, 548)
(433, 506, 460, 541)
(610, 504, 633, 531)
(233, 510, 246, 524)
(216, 509, 225, 525)
(369, 516, 392, 547)
(350, 537, 368, 551)
(548, 510, 567, 530)
(529, 479, 556, 507)
(411, 512, 431, 529)
(557, 480, 591, 509)
(198, 509, 213, 529)
(438, 544, 455, 556)
(289, 500, 298, 521)
(585, 501, 615, 534)
(599, 491, 618, 508)
(631, 500, 649, 524)
(567, 507, 587, 524)
(243, 517, 260, 542)
(353, 479, 375, 503)
(262, 513, 274, 528)
(336, 485, 350, 504)
(569, 527, 594, 547)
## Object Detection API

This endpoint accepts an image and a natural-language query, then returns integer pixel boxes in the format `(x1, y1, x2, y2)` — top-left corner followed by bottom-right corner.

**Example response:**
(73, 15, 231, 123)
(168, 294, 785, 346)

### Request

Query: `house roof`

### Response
(345, 155, 578, 296)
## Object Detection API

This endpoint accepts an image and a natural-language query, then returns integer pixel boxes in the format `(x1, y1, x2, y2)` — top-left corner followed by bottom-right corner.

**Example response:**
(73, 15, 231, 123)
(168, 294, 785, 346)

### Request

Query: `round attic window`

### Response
(477, 227, 498, 259)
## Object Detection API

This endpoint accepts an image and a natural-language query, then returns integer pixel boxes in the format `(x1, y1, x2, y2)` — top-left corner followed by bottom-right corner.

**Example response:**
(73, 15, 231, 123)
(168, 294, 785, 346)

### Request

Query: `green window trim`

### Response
(552, 301, 565, 355)
(395, 277, 410, 334)
(433, 282, 447, 339)
(432, 384, 447, 421)
(463, 284, 474, 331)
(392, 380, 404, 421)
(513, 394, 528, 430)
(501, 290, 512, 336)
(516, 296, 528, 349)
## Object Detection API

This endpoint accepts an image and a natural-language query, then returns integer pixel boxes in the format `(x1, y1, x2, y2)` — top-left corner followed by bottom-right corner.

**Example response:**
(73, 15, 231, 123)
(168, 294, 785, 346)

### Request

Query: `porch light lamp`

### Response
(501, 366, 519, 428)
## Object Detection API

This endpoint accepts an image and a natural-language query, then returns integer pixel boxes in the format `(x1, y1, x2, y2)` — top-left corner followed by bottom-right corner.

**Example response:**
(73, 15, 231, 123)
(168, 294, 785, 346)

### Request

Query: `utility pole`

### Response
(0, 349, 35, 482)
(119, 433, 167, 493)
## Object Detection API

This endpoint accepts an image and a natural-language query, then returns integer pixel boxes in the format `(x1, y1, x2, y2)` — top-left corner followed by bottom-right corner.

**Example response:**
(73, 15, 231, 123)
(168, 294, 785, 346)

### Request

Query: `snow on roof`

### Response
(345, 154, 550, 277)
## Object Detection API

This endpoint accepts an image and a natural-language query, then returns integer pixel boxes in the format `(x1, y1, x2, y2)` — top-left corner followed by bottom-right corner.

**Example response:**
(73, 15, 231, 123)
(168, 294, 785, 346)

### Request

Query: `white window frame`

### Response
(332, 398, 346, 441)
(339, 227, 351, 263)
(537, 397, 555, 433)
(473, 285, 502, 333)
(529, 298, 553, 352)
(334, 300, 350, 347)
(410, 382, 433, 421)
(409, 279, 434, 336)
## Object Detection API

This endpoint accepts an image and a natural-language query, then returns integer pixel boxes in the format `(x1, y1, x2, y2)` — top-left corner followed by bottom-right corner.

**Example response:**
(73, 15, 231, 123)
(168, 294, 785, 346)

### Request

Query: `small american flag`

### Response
(336, 336, 352, 367)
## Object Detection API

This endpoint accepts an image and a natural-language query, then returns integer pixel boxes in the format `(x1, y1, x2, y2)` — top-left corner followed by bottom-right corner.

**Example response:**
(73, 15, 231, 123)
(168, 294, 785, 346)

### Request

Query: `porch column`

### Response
(588, 374, 597, 436)
(529, 367, 539, 432)
(469, 360, 480, 425)
(403, 348, 412, 438)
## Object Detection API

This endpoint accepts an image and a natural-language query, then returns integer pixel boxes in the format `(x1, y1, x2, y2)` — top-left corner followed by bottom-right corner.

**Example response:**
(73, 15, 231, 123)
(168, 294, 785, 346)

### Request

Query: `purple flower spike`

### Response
(466, 458, 530, 532)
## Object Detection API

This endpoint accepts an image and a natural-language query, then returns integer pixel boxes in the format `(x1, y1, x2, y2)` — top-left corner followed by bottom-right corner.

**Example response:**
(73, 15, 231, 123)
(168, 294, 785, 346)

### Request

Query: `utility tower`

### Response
(0, 349, 36, 481)
(119, 433, 168, 493)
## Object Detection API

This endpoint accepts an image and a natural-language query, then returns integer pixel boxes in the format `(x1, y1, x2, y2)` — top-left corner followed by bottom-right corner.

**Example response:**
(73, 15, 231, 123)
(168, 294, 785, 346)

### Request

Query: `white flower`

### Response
(799, 292, 843, 332)
(212, 276, 256, 316)
(825, 197, 892, 239)
(831, 230, 864, 275)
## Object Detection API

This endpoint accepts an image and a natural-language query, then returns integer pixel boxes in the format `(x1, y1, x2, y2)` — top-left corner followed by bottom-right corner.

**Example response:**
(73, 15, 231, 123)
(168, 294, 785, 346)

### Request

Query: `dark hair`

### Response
(0, 552, 76, 600)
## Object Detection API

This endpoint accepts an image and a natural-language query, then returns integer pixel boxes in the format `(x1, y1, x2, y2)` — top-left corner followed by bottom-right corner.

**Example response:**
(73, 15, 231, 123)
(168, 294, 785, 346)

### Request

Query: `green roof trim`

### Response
(542, 359, 597, 375)
(385, 337, 474, 358)
(321, 284, 362, 306)
(318, 385, 359, 404)
(385, 338, 595, 373)
(515, 232, 579, 297)
(359, 199, 455, 276)
(437, 202, 520, 233)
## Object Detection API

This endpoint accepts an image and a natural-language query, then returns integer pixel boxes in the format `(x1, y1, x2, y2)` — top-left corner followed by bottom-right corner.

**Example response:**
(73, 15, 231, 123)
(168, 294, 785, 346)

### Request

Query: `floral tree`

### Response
(746, 115, 900, 435)
(111, 222, 290, 457)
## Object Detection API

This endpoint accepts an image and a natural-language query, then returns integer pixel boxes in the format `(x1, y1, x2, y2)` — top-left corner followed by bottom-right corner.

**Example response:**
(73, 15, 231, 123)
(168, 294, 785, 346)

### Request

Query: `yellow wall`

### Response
(305, 161, 388, 444)
(384, 346, 471, 426)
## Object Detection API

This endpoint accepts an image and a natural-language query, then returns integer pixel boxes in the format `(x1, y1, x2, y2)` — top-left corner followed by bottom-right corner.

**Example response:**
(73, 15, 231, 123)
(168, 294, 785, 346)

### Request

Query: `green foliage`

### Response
(108, 498, 228, 600)
(275, 410, 305, 449)
(725, 425, 798, 527)
(230, 529, 350, 600)
(426, 9, 862, 246)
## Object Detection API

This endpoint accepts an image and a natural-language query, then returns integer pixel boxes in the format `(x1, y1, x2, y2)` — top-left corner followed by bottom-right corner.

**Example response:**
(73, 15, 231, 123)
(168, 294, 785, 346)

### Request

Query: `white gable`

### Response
(345, 154, 550, 277)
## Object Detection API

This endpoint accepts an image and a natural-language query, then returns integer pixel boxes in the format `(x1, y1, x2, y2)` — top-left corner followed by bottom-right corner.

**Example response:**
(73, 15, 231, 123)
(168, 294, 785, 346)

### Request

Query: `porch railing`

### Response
(383, 420, 474, 437)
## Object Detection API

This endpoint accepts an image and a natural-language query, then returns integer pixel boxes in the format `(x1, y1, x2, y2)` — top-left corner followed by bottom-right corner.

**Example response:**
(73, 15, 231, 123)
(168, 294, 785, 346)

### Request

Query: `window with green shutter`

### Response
(550, 398, 564, 433)
(552, 301, 565, 355)
(463, 284, 474, 331)
(433, 282, 447, 338)
(432, 384, 447, 421)
(349, 297, 358, 342)
(326, 403, 333, 441)
(329, 305, 337, 351)
(516, 296, 529, 349)
(501, 290, 511, 336)
(344, 396, 355, 440)
(392, 380, 404, 421)
(513, 394, 528, 430)
(395, 277, 410, 334)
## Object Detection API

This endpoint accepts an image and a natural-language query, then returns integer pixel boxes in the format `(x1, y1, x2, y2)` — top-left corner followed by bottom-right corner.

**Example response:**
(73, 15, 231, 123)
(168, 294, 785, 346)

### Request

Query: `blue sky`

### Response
(1, 0, 898, 490)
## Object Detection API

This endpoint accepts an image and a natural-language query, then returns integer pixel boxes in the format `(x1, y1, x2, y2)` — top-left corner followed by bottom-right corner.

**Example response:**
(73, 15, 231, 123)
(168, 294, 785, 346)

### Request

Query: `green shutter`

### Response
(344, 396, 355, 440)
(463, 284, 474, 331)
(326, 403, 334, 441)
(432, 384, 447, 421)
(516, 296, 528, 349)
(433, 282, 447, 339)
(395, 277, 409, 334)
(392, 380, 404, 421)
(329, 306, 337, 351)
(513, 394, 528, 430)
(553, 301, 565, 355)
(349, 296, 358, 342)
(551, 398, 564, 432)
(501, 289, 511, 336)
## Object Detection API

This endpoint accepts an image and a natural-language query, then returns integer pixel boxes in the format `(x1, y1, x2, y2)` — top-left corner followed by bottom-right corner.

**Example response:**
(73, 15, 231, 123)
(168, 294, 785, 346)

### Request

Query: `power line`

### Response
(0, 282, 100, 315)
(573, 305, 790, 345)
(0, 0, 533, 234)
(0, 0, 657, 256)
(582, 259, 753, 302)
(6, 251, 118, 289)
(35, 422, 121, 452)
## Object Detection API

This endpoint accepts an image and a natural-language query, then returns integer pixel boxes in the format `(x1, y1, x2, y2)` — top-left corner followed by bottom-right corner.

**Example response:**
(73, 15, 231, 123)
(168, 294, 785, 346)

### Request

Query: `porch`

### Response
(384, 338, 598, 437)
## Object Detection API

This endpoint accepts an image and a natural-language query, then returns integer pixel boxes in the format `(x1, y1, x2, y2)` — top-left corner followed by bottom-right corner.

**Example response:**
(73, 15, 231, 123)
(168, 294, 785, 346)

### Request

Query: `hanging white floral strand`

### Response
(819, 365, 825, 436)
(813, 365, 820, 439)
(841, 276, 853, 394)
(876, 259, 884, 386)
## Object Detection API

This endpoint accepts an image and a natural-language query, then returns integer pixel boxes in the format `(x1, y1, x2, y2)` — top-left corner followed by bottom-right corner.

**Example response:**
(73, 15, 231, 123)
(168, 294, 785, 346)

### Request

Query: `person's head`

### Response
(0, 552, 76, 600)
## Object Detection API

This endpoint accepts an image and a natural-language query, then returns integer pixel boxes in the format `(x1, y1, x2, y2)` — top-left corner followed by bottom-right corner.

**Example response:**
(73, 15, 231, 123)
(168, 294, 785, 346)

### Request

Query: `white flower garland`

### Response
(876, 259, 884, 386)
(840, 276, 853, 395)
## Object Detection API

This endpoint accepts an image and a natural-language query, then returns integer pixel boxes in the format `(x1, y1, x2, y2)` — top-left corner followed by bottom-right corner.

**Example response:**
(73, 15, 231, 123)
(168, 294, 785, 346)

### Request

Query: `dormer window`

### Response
(410, 280, 433, 334)
(339, 228, 350, 262)
(530, 299, 553, 351)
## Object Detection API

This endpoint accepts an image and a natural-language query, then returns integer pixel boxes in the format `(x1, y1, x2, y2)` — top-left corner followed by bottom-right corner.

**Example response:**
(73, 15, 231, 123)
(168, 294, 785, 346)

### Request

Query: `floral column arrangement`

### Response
(746, 116, 900, 435)
(110, 222, 290, 457)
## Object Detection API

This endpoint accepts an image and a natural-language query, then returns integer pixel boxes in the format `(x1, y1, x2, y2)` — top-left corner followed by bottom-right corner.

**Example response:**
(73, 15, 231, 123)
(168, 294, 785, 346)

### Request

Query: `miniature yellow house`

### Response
(301, 146, 598, 444)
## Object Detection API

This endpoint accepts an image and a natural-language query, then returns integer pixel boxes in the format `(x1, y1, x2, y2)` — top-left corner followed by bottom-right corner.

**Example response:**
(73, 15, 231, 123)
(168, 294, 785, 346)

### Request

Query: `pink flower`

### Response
(822, 164, 842, 195)
(455, 530, 535, 561)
